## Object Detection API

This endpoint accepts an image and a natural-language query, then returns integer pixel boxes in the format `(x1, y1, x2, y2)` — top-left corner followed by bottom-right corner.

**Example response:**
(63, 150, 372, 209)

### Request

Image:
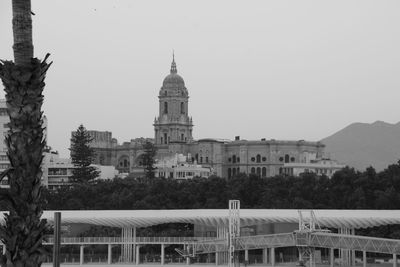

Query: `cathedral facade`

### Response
(89, 58, 325, 178)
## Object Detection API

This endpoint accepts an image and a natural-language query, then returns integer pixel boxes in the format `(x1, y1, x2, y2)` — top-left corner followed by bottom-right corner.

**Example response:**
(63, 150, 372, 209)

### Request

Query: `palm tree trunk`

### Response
(12, 0, 34, 67)
(0, 0, 51, 266)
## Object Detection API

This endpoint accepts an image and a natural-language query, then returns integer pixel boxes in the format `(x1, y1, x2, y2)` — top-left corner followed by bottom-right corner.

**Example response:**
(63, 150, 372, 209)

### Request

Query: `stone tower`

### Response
(154, 55, 193, 145)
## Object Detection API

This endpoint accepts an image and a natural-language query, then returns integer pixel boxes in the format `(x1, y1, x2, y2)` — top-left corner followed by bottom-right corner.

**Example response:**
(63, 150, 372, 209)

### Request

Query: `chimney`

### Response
(235, 136, 240, 141)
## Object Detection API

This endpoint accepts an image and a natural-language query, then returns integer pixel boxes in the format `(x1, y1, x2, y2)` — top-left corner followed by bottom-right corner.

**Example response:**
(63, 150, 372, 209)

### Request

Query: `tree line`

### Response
(44, 162, 400, 210)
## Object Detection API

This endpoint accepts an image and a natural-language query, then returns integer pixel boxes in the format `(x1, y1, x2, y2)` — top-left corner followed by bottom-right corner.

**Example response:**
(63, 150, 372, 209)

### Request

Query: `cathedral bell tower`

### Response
(154, 55, 193, 145)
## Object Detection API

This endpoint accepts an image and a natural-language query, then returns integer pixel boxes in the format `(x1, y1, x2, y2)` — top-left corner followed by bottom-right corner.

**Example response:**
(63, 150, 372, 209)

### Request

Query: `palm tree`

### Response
(0, 0, 51, 266)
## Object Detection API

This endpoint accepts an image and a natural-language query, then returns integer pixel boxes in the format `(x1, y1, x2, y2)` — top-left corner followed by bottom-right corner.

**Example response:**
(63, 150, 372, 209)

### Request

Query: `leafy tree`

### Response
(70, 124, 99, 183)
(0, 0, 51, 266)
(141, 141, 157, 181)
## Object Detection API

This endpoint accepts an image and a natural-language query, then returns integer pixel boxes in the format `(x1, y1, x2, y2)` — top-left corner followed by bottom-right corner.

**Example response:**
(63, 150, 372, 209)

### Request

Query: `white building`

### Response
(281, 158, 345, 178)
(155, 153, 212, 180)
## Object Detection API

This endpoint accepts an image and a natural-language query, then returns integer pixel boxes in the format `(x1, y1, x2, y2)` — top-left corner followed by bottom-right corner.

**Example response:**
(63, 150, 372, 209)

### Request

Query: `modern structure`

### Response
(7, 209, 400, 266)
(87, 57, 329, 179)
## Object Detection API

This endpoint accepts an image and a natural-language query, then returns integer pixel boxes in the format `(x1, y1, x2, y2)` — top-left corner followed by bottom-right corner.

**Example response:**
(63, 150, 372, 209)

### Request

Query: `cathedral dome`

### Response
(163, 73, 185, 87)
(160, 55, 188, 96)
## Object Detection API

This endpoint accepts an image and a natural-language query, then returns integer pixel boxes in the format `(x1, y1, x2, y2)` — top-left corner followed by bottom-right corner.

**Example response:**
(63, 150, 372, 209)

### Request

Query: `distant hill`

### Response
(320, 121, 400, 172)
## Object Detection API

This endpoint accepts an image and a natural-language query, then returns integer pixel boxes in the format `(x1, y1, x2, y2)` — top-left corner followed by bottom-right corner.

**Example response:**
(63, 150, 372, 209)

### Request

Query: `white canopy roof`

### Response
(14, 209, 397, 229)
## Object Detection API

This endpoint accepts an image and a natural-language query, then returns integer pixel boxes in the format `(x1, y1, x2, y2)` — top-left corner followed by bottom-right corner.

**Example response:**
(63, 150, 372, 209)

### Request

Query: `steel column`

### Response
(80, 245, 84, 265)
(394, 254, 397, 267)
(363, 251, 367, 267)
(330, 248, 334, 267)
(108, 244, 112, 265)
(161, 244, 165, 265)
(136, 245, 140, 265)
(271, 247, 275, 267)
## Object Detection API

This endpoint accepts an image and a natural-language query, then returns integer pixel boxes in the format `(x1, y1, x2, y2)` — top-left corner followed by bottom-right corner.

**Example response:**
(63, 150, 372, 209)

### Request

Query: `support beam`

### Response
(330, 248, 334, 267)
(2, 245, 5, 255)
(215, 252, 219, 266)
(161, 244, 165, 265)
(53, 212, 61, 267)
(271, 247, 275, 267)
(108, 244, 112, 265)
(80, 246, 84, 266)
(136, 245, 140, 265)
(245, 249, 249, 262)
(263, 248, 268, 264)
(394, 254, 397, 267)
(363, 251, 367, 267)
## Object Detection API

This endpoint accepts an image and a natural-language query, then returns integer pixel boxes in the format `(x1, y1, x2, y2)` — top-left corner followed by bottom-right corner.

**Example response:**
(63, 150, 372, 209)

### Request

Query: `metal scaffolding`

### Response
(229, 200, 240, 267)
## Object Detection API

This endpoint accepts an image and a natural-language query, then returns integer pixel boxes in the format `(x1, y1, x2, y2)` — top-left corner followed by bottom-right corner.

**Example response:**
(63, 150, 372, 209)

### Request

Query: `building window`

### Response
(232, 168, 236, 177)
(206, 157, 209, 163)
(291, 157, 295, 162)
(200, 157, 203, 163)
(232, 155, 236, 163)
(256, 167, 261, 177)
(164, 133, 167, 144)
(262, 157, 266, 162)
(181, 134, 184, 141)
(181, 102, 185, 114)
(161, 137, 163, 144)
(228, 168, 231, 179)
(285, 154, 290, 163)
(228, 157, 231, 162)
(251, 167, 255, 174)
(256, 154, 261, 163)
(168, 136, 170, 143)
(251, 157, 255, 162)
(262, 167, 266, 177)
(279, 157, 284, 162)
(164, 102, 168, 114)
(237, 157, 240, 163)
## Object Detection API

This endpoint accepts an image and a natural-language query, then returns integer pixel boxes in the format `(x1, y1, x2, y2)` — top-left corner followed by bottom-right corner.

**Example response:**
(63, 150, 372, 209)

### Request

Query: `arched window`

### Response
(237, 167, 240, 174)
(262, 167, 267, 177)
(256, 154, 261, 163)
(232, 168, 236, 177)
(124, 159, 128, 167)
(251, 167, 255, 174)
(285, 154, 290, 163)
(257, 167, 261, 177)
(181, 134, 184, 141)
(181, 102, 185, 114)
(232, 155, 236, 163)
(228, 168, 231, 179)
(164, 102, 168, 114)
(164, 133, 167, 144)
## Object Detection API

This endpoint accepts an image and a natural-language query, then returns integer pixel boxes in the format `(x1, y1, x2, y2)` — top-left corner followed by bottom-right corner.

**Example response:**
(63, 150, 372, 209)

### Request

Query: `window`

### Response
(290, 157, 295, 162)
(256, 154, 261, 163)
(262, 157, 267, 162)
(256, 167, 261, 177)
(262, 167, 267, 177)
(237, 167, 240, 174)
(237, 157, 240, 163)
(285, 154, 290, 163)
(164, 133, 167, 144)
(181, 102, 185, 114)
(251, 157, 255, 162)
(251, 167, 255, 174)
(164, 102, 168, 114)
(200, 157, 203, 163)
(206, 157, 209, 163)
(232, 168, 236, 177)
(232, 155, 236, 163)
(228, 157, 231, 162)
(181, 134, 184, 141)
(279, 157, 284, 162)
(228, 168, 231, 179)
(161, 137, 163, 144)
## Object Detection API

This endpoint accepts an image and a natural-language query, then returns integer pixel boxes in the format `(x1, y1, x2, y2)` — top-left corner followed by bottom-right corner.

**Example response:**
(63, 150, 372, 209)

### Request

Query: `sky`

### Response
(1, 1, 400, 158)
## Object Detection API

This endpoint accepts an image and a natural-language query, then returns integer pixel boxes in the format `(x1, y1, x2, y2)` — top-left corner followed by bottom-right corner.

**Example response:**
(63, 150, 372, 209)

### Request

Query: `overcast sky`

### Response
(1, 1, 400, 157)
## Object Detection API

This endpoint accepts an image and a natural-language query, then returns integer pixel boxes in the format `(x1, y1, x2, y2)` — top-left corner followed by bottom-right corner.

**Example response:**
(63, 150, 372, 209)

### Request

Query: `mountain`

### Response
(320, 121, 400, 172)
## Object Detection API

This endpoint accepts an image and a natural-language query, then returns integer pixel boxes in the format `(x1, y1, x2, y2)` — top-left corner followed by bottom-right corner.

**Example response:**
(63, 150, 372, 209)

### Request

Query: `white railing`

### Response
(44, 236, 217, 245)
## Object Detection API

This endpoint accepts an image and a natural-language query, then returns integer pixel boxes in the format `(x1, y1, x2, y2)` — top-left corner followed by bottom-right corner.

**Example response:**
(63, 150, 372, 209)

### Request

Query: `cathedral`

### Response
(89, 57, 325, 178)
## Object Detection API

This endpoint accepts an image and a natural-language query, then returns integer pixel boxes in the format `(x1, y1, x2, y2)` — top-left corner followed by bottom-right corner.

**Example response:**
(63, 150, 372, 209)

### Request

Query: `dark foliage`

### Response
(44, 160, 400, 238)
(70, 124, 99, 183)
(142, 141, 157, 181)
